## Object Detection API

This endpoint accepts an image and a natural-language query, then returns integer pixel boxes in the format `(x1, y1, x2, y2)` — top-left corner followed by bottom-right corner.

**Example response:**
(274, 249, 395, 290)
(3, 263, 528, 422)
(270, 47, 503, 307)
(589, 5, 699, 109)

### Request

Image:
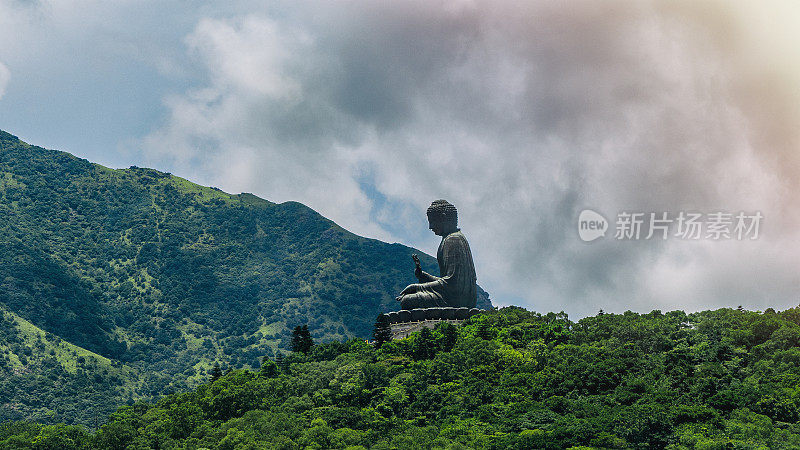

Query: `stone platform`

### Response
(380, 307, 484, 340)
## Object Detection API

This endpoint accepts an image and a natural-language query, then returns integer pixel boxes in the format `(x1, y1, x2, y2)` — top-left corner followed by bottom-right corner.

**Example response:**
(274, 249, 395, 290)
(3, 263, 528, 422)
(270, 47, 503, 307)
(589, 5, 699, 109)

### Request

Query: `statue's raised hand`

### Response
(412, 254, 423, 282)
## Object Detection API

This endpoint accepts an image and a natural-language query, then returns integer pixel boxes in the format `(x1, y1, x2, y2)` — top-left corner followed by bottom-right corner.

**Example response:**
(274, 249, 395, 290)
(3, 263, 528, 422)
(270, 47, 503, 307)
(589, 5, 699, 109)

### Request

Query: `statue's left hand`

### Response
(399, 283, 418, 296)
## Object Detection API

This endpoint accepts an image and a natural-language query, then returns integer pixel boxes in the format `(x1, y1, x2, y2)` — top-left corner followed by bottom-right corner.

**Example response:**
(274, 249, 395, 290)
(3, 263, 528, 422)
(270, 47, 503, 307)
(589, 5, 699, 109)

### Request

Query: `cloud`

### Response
(0, 62, 9, 99)
(130, 0, 799, 316)
(0, 0, 797, 317)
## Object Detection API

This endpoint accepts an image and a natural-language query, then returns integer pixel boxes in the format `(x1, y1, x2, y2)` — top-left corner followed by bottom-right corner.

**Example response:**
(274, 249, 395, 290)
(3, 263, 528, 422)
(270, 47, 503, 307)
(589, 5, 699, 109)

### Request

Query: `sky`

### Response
(1, 0, 798, 318)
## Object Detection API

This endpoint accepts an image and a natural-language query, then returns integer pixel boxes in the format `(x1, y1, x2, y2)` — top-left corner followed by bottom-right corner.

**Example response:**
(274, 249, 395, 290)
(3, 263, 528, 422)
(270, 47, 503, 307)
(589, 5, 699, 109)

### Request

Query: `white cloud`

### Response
(0, 62, 9, 99)
(143, 14, 396, 243)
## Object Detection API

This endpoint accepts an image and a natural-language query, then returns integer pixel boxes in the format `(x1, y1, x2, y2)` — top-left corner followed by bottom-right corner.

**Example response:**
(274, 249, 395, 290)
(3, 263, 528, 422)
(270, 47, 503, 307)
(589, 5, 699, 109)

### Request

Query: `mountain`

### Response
(0, 130, 491, 425)
(5, 306, 800, 449)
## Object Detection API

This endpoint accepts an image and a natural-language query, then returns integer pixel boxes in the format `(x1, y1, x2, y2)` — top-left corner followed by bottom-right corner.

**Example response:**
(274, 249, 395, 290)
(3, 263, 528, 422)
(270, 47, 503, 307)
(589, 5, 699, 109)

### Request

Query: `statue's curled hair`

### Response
(427, 199, 457, 225)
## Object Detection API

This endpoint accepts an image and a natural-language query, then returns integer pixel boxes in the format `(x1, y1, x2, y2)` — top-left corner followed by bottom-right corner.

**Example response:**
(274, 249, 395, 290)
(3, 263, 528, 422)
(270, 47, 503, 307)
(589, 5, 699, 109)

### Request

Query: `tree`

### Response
(291, 325, 314, 353)
(260, 357, 278, 378)
(209, 363, 223, 382)
(372, 314, 393, 349)
(437, 322, 457, 352)
(476, 321, 492, 340)
(291, 326, 303, 353)
(301, 325, 314, 353)
(275, 352, 287, 373)
(411, 327, 436, 360)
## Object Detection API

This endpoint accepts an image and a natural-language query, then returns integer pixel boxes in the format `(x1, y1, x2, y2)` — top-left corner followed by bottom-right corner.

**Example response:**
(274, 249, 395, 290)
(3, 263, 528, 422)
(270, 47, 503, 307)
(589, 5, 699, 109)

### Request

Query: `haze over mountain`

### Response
(0, 129, 490, 425)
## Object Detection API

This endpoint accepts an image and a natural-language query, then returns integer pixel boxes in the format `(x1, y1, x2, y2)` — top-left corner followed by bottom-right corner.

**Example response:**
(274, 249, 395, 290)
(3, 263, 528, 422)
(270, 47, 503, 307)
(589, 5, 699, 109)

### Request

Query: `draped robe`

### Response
(398, 229, 477, 310)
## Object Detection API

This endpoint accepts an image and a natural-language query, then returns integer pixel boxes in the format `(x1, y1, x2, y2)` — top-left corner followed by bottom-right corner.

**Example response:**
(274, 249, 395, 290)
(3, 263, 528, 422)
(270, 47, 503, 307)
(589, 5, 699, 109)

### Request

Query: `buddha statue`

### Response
(396, 200, 477, 310)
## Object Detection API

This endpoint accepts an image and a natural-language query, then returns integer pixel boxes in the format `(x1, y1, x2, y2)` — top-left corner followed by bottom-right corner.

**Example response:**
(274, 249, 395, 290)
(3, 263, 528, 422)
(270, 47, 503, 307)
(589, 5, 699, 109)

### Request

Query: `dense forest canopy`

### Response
(4, 306, 800, 449)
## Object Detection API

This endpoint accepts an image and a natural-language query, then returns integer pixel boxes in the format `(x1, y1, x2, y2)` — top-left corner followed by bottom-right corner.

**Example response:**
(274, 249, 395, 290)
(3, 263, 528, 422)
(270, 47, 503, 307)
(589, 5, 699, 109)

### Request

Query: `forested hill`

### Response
(0, 129, 491, 425)
(6, 306, 800, 449)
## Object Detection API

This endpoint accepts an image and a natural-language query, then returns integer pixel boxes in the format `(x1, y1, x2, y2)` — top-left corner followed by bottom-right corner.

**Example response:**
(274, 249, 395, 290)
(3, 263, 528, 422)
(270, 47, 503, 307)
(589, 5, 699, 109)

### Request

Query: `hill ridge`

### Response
(0, 129, 490, 426)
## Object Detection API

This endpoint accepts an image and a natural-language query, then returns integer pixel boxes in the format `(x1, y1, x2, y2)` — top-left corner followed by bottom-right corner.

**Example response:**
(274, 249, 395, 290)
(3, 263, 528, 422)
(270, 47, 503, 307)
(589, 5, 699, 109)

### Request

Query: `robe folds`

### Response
(399, 229, 477, 310)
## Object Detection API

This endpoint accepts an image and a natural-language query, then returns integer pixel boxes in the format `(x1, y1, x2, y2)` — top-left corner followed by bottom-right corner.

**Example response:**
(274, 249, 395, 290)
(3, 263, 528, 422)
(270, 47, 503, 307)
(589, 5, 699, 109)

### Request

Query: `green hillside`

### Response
(5, 306, 800, 449)
(0, 130, 491, 426)
(0, 307, 141, 425)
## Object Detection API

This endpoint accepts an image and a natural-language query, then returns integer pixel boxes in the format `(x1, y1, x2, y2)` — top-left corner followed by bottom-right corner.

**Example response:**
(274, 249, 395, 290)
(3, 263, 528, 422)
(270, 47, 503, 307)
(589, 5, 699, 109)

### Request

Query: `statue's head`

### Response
(426, 199, 458, 236)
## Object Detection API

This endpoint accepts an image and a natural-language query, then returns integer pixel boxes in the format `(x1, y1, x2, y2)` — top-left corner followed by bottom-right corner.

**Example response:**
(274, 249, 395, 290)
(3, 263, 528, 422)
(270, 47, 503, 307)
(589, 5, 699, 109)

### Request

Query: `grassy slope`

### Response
(0, 307, 142, 425)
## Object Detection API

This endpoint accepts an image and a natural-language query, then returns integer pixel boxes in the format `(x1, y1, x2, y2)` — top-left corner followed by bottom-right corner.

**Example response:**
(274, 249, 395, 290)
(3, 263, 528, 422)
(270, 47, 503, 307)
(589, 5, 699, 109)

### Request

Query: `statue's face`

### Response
(428, 217, 450, 236)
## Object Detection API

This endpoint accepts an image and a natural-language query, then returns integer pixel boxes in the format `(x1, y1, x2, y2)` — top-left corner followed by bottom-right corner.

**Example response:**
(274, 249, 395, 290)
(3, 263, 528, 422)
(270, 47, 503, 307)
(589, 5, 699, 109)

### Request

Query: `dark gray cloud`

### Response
(144, 0, 800, 316)
(2, 0, 797, 316)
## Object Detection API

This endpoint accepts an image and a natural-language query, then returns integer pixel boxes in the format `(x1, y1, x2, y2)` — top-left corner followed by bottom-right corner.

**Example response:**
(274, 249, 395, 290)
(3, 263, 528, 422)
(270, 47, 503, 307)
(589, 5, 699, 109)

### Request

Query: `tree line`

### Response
(5, 305, 800, 448)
